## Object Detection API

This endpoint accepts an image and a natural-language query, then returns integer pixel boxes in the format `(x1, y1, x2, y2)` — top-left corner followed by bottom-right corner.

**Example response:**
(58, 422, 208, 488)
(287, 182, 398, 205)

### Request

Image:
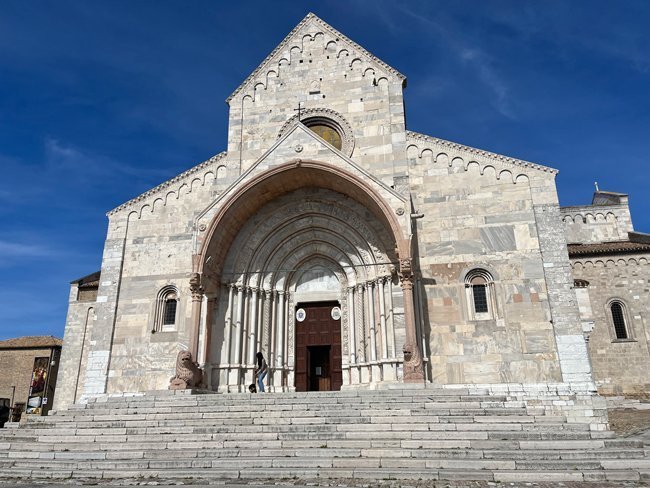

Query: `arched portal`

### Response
(192, 161, 423, 392)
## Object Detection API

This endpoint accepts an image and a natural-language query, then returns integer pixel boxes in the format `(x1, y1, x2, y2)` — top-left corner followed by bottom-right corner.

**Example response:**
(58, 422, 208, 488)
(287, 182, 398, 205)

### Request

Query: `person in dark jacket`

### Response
(254, 352, 268, 393)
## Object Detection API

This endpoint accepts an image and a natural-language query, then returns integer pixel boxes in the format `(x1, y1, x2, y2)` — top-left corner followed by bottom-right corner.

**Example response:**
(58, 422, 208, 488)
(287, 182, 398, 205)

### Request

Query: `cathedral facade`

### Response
(54, 14, 650, 410)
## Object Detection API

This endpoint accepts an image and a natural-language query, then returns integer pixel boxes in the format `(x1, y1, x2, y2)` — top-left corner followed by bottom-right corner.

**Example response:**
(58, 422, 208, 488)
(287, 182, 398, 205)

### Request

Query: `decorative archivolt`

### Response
(405, 142, 530, 185)
(118, 154, 228, 221)
(220, 190, 394, 291)
(562, 212, 617, 224)
(571, 257, 649, 269)
(228, 14, 401, 104)
(277, 107, 355, 156)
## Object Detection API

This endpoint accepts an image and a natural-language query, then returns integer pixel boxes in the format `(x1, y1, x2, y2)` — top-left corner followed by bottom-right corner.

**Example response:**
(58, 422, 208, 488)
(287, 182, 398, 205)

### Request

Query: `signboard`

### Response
(26, 357, 49, 415)
(331, 307, 341, 320)
(296, 308, 306, 322)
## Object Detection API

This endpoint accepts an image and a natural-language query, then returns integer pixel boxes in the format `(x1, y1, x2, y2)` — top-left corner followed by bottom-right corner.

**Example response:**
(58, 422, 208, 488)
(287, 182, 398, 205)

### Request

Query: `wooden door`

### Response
(295, 302, 342, 392)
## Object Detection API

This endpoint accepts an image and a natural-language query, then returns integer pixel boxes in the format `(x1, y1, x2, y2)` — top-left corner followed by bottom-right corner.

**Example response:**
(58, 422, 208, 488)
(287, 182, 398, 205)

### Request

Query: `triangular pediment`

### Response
(241, 122, 406, 203)
(227, 12, 406, 103)
(196, 122, 406, 225)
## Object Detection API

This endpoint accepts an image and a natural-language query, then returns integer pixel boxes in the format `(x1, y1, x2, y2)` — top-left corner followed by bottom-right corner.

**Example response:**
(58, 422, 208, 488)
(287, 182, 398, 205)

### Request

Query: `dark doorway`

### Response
(295, 302, 342, 392)
(308, 345, 331, 391)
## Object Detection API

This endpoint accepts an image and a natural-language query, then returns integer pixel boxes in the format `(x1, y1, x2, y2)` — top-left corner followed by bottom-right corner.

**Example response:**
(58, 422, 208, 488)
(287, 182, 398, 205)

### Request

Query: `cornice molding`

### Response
(406, 130, 557, 175)
(226, 12, 405, 104)
(107, 152, 228, 217)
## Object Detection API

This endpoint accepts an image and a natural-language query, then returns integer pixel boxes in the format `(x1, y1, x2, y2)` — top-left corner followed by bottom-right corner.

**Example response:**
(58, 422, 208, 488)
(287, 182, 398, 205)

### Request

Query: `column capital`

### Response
(398, 258, 414, 290)
(190, 273, 204, 301)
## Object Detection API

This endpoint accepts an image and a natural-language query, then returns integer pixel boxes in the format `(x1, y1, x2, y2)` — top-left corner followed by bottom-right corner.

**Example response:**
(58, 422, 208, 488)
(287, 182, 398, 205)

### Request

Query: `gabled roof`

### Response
(226, 12, 406, 103)
(71, 270, 101, 287)
(0, 336, 62, 350)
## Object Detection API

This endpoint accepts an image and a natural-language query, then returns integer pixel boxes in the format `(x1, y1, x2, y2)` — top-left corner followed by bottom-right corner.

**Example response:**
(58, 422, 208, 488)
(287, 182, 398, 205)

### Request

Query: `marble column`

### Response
(234, 286, 244, 370)
(202, 293, 217, 388)
(189, 273, 204, 361)
(224, 284, 235, 363)
(249, 287, 259, 364)
(399, 258, 424, 382)
(379, 277, 388, 360)
(367, 281, 377, 362)
(347, 286, 356, 364)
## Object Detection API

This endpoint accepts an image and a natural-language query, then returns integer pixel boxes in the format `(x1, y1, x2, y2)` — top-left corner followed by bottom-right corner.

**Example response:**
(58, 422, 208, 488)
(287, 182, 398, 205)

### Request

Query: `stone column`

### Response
(356, 283, 366, 367)
(202, 293, 217, 388)
(269, 291, 277, 369)
(263, 289, 271, 356)
(274, 291, 285, 389)
(234, 286, 244, 365)
(347, 286, 356, 364)
(387, 278, 396, 358)
(379, 277, 388, 360)
(276, 291, 285, 368)
(241, 287, 251, 366)
(224, 284, 235, 363)
(189, 273, 204, 361)
(399, 258, 424, 382)
(367, 281, 377, 362)
(249, 287, 259, 365)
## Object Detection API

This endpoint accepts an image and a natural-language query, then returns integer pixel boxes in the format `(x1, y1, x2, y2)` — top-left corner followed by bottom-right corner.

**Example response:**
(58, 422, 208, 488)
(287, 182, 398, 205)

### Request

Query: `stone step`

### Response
(4, 454, 650, 470)
(1, 424, 608, 443)
(0, 462, 647, 484)
(0, 389, 639, 484)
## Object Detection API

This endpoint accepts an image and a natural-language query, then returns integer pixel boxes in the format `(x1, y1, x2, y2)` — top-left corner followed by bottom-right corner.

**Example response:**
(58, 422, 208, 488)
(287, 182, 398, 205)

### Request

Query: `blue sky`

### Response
(1, 1, 649, 340)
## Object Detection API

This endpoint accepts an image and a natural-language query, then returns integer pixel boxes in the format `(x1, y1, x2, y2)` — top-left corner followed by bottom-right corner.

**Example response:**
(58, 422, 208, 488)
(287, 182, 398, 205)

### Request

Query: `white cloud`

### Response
(0, 239, 56, 259)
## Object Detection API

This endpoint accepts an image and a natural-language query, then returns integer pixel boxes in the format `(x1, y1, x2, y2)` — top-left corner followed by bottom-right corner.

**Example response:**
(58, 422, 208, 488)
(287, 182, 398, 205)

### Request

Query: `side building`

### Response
(564, 191, 650, 396)
(0, 336, 62, 418)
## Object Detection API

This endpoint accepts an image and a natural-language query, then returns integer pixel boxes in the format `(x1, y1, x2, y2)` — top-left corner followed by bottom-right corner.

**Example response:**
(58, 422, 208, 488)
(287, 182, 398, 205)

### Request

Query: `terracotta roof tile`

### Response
(568, 241, 650, 256)
(0, 336, 62, 349)
(71, 270, 100, 286)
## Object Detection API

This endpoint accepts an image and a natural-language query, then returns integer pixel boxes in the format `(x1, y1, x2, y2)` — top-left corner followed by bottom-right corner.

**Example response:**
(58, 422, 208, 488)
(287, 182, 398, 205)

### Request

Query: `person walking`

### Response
(254, 352, 268, 393)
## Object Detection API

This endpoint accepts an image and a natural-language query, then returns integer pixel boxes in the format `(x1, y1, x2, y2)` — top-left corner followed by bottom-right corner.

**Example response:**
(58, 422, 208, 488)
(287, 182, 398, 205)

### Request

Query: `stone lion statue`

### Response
(169, 350, 203, 390)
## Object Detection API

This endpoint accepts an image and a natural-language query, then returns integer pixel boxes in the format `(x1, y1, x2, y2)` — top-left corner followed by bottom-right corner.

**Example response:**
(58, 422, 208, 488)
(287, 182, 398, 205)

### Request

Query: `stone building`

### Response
(54, 13, 649, 410)
(564, 191, 650, 397)
(0, 336, 62, 417)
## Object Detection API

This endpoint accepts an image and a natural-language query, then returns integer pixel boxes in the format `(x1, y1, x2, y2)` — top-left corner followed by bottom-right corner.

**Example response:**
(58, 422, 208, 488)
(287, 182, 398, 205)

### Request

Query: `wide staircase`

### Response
(0, 388, 649, 484)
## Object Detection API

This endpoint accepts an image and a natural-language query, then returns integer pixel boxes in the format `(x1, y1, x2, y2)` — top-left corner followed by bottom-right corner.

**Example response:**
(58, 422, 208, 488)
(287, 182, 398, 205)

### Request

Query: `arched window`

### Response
(464, 269, 495, 320)
(153, 286, 179, 333)
(609, 300, 630, 340)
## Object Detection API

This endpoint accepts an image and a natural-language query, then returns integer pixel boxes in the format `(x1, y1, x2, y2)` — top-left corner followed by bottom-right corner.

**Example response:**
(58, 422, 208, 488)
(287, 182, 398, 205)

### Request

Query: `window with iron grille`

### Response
(472, 284, 488, 314)
(163, 299, 177, 326)
(464, 269, 495, 320)
(153, 286, 179, 333)
(610, 301, 628, 340)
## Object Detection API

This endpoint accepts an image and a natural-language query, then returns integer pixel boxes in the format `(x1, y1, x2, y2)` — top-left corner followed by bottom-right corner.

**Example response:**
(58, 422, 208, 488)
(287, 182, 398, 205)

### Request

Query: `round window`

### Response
(305, 120, 343, 150)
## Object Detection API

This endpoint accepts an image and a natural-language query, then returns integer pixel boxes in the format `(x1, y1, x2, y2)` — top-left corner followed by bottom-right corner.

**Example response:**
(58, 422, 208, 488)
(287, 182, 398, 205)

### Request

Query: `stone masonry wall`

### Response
(53, 283, 96, 410)
(571, 254, 650, 395)
(561, 203, 633, 244)
(226, 15, 408, 187)
(404, 132, 587, 387)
